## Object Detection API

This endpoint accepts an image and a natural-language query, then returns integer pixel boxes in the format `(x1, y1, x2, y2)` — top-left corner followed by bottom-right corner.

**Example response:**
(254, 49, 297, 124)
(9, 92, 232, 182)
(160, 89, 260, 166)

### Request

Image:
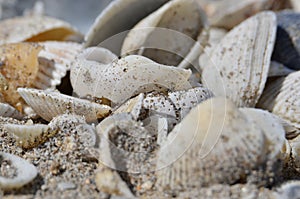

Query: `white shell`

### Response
(17, 88, 111, 122)
(121, 0, 208, 68)
(0, 103, 23, 119)
(114, 93, 144, 120)
(156, 98, 267, 190)
(34, 41, 82, 90)
(201, 11, 277, 107)
(4, 123, 58, 149)
(0, 15, 82, 45)
(268, 61, 295, 77)
(71, 54, 192, 106)
(258, 71, 300, 129)
(0, 152, 38, 190)
(84, 0, 168, 54)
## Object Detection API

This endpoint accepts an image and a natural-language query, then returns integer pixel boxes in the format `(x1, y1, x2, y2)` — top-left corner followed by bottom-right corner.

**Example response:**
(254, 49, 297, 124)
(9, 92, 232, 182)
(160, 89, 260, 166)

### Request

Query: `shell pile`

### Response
(0, 0, 300, 198)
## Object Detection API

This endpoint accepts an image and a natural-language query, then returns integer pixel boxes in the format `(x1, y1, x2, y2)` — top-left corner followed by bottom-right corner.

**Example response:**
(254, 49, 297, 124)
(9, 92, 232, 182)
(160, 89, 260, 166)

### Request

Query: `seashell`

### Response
(0, 152, 38, 190)
(156, 97, 267, 190)
(196, 0, 290, 29)
(0, 43, 42, 112)
(201, 11, 277, 107)
(288, 136, 300, 172)
(71, 52, 192, 106)
(17, 88, 111, 122)
(4, 123, 58, 149)
(121, 0, 208, 68)
(272, 11, 300, 70)
(207, 27, 227, 50)
(0, 103, 23, 119)
(34, 41, 82, 90)
(0, 15, 82, 45)
(84, 0, 169, 54)
(257, 71, 300, 129)
(268, 61, 295, 77)
(114, 93, 144, 120)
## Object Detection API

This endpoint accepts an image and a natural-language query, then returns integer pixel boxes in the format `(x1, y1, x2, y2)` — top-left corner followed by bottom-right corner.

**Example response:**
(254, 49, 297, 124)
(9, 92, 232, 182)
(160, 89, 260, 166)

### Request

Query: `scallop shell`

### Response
(201, 11, 277, 107)
(71, 53, 192, 106)
(257, 71, 300, 129)
(121, 0, 208, 68)
(0, 103, 23, 119)
(156, 97, 267, 190)
(84, 0, 169, 54)
(4, 123, 58, 149)
(0, 152, 38, 190)
(17, 88, 111, 122)
(0, 15, 82, 45)
(268, 61, 295, 77)
(272, 11, 300, 70)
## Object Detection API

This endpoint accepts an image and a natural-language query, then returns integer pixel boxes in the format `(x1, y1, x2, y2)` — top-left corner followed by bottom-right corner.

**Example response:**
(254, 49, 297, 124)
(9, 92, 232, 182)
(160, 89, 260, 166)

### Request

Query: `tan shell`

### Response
(0, 15, 82, 45)
(4, 123, 58, 149)
(257, 71, 300, 129)
(71, 53, 192, 106)
(156, 98, 267, 190)
(201, 11, 277, 107)
(34, 41, 82, 89)
(0, 103, 23, 119)
(17, 88, 111, 122)
(121, 0, 208, 68)
(84, 0, 168, 54)
(0, 152, 38, 190)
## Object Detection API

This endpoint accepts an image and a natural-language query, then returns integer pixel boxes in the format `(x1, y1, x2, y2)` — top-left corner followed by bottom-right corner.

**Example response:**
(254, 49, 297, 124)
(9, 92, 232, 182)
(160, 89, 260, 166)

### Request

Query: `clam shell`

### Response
(0, 15, 82, 45)
(156, 98, 267, 190)
(17, 88, 111, 122)
(0, 152, 38, 190)
(257, 71, 300, 129)
(0, 103, 23, 119)
(268, 61, 295, 77)
(4, 123, 58, 149)
(71, 53, 192, 106)
(272, 11, 300, 70)
(84, 0, 169, 54)
(201, 11, 277, 107)
(121, 0, 208, 68)
(34, 41, 82, 90)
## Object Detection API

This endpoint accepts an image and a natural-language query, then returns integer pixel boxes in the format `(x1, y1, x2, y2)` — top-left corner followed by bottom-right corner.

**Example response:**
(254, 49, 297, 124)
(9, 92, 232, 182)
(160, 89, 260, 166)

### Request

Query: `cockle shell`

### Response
(257, 71, 300, 129)
(0, 103, 23, 119)
(34, 41, 82, 90)
(84, 0, 169, 54)
(17, 88, 111, 122)
(71, 51, 192, 106)
(156, 98, 267, 191)
(0, 15, 82, 45)
(0, 43, 42, 112)
(121, 0, 208, 68)
(201, 11, 277, 107)
(272, 11, 300, 70)
(0, 152, 38, 190)
(4, 123, 58, 149)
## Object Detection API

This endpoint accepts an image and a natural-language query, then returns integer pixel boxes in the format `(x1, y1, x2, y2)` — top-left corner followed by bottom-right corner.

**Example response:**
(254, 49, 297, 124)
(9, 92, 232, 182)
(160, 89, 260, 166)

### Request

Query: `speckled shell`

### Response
(257, 71, 300, 129)
(121, 0, 208, 68)
(201, 11, 277, 107)
(0, 15, 82, 45)
(4, 123, 58, 149)
(71, 53, 192, 106)
(156, 98, 267, 190)
(84, 0, 169, 54)
(272, 11, 300, 70)
(34, 41, 82, 89)
(0, 152, 38, 190)
(17, 88, 111, 122)
(0, 103, 23, 119)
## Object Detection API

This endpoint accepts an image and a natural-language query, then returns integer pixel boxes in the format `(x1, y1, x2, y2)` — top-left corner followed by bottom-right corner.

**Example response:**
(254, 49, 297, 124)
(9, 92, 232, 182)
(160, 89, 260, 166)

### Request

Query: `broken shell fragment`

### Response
(201, 11, 277, 107)
(0, 15, 82, 45)
(156, 98, 267, 190)
(84, 0, 169, 54)
(0, 103, 23, 119)
(71, 53, 192, 106)
(4, 123, 58, 149)
(121, 0, 208, 67)
(17, 88, 111, 122)
(0, 152, 38, 190)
